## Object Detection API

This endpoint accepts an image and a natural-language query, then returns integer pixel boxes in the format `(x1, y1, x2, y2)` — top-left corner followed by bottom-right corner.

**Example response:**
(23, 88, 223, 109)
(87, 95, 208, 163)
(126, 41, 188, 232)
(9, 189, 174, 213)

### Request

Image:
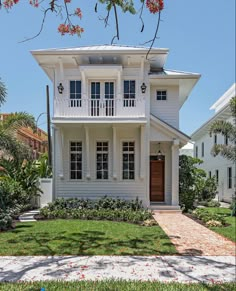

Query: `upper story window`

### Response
(124, 80, 135, 107)
(195, 146, 198, 158)
(156, 90, 167, 100)
(214, 134, 217, 145)
(201, 142, 204, 157)
(70, 80, 82, 107)
(70, 141, 82, 180)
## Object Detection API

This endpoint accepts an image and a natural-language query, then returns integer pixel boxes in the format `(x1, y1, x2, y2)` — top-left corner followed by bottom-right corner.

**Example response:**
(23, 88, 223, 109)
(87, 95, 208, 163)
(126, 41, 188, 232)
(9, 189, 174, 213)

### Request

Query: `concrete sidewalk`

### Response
(0, 256, 235, 283)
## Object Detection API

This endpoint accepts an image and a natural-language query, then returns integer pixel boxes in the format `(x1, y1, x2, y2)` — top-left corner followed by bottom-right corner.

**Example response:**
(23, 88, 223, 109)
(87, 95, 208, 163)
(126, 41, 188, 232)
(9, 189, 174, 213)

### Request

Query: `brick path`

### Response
(153, 212, 236, 256)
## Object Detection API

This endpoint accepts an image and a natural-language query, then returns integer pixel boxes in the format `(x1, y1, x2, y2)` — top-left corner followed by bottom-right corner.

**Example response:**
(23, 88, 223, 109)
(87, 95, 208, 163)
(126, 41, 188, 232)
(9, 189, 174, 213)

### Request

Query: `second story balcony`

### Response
(54, 97, 146, 119)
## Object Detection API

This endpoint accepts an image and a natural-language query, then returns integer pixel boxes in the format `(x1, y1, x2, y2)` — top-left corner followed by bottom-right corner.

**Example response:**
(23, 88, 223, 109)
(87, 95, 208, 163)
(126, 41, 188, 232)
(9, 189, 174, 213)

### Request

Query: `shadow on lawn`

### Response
(6, 229, 176, 256)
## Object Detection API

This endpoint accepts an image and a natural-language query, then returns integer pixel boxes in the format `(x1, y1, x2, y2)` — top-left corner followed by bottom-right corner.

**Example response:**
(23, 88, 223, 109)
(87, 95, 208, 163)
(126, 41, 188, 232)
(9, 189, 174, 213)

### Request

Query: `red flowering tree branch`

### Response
(1, 0, 164, 53)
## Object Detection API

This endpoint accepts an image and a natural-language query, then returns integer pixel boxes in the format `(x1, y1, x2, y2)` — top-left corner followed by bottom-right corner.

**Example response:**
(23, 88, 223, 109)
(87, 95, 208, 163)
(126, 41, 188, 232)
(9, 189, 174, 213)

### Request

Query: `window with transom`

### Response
(122, 142, 135, 180)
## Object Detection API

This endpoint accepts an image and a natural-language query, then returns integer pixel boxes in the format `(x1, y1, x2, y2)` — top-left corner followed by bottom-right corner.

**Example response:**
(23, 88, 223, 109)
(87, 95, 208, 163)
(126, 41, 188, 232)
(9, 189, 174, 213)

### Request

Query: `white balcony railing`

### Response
(54, 97, 145, 118)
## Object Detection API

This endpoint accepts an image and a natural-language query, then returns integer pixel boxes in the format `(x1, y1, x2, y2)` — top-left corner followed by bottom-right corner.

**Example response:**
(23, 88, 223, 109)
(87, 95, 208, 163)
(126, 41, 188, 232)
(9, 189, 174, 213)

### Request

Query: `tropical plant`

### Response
(209, 97, 236, 161)
(35, 153, 52, 178)
(179, 155, 217, 212)
(0, 112, 36, 161)
(0, 78, 7, 106)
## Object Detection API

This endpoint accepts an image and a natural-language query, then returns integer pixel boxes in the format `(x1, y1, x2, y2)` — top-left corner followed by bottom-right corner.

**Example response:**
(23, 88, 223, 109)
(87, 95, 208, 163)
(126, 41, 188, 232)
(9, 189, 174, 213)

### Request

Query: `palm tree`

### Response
(0, 78, 7, 106)
(209, 97, 236, 161)
(0, 112, 36, 161)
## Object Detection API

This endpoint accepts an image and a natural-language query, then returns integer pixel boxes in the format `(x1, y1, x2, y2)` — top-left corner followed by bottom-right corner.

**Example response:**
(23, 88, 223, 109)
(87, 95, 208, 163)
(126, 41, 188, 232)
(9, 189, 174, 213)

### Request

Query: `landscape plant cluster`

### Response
(0, 155, 52, 231)
(40, 196, 152, 224)
(179, 155, 218, 212)
(192, 208, 226, 227)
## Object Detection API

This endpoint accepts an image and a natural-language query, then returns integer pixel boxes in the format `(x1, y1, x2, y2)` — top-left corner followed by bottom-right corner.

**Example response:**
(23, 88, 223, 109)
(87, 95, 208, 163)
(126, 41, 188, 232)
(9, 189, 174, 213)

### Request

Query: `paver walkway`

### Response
(153, 212, 236, 256)
(0, 256, 235, 283)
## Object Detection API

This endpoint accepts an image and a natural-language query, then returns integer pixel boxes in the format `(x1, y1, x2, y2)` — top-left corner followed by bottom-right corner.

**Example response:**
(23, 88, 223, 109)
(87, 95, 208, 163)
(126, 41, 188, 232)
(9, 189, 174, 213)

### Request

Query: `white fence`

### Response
(38, 178, 53, 207)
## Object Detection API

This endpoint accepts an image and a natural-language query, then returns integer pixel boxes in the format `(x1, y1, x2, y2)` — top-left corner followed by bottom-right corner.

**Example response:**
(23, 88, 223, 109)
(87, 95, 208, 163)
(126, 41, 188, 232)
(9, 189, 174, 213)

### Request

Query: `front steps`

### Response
(149, 204, 182, 213)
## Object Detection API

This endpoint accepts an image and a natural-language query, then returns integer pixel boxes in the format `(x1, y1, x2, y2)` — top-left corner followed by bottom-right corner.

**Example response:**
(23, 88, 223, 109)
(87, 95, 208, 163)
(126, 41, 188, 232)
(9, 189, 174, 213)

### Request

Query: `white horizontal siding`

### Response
(54, 125, 149, 206)
(150, 85, 179, 128)
(193, 118, 235, 202)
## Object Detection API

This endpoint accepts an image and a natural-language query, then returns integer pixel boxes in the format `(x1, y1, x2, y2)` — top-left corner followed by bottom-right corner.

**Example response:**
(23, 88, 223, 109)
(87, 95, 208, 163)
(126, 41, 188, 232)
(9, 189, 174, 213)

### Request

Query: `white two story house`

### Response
(32, 45, 200, 209)
(191, 83, 235, 203)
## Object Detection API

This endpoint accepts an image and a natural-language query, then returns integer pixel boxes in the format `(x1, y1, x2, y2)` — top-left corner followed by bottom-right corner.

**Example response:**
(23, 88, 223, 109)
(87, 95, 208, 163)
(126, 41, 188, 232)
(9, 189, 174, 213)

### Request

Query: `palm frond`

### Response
(0, 78, 7, 106)
(2, 112, 36, 132)
(0, 130, 32, 162)
(211, 144, 236, 161)
(230, 97, 236, 117)
(209, 120, 234, 138)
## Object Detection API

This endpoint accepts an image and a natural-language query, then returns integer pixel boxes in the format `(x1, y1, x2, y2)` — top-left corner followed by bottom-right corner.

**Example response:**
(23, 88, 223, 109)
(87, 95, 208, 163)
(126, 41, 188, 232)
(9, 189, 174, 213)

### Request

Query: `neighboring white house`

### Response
(32, 45, 200, 209)
(179, 142, 194, 157)
(191, 83, 236, 203)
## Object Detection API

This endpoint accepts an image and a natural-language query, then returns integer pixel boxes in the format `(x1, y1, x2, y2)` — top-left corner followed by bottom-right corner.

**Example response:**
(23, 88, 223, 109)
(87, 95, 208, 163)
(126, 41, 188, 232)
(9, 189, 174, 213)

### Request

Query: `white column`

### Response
(171, 139, 179, 206)
(140, 125, 145, 179)
(55, 127, 64, 179)
(85, 126, 90, 179)
(113, 126, 117, 179)
(81, 70, 87, 116)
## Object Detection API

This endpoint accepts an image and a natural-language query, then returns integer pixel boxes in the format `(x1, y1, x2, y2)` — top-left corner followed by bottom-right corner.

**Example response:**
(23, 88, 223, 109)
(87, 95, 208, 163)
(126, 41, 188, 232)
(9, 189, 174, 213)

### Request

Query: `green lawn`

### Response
(0, 219, 176, 255)
(205, 207, 236, 242)
(0, 281, 235, 291)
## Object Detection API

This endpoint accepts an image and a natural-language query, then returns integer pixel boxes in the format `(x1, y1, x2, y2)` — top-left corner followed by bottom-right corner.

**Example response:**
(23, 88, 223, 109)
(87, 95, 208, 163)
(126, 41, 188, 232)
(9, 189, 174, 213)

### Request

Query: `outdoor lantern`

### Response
(57, 83, 64, 94)
(141, 82, 147, 94)
(157, 143, 162, 160)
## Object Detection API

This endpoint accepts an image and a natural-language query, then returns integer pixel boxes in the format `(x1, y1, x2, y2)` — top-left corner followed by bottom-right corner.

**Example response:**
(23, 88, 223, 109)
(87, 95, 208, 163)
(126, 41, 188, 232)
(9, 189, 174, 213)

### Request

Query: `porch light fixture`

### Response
(57, 83, 64, 94)
(141, 82, 147, 94)
(157, 143, 162, 160)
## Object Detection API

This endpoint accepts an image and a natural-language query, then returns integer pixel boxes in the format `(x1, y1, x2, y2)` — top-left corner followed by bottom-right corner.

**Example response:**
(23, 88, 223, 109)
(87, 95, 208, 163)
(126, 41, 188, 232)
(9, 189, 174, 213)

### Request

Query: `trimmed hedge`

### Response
(39, 197, 152, 223)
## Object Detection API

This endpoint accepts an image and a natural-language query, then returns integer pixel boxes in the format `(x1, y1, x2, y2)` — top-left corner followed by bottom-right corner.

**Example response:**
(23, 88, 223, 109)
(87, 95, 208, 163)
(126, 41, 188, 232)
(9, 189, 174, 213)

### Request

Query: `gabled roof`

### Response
(150, 114, 190, 146)
(191, 83, 235, 140)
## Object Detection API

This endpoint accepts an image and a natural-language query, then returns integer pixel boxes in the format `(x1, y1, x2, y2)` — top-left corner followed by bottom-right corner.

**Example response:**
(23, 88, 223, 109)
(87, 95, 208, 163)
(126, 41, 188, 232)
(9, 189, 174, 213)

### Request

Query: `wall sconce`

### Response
(157, 142, 163, 160)
(141, 82, 147, 94)
(57, 83, 64, 94)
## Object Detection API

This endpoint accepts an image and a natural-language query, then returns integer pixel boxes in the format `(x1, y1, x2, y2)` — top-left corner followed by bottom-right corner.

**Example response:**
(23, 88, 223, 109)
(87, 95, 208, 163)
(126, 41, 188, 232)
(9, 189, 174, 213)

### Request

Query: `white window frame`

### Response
(122, 141, 135, 180)
(69, 141, 82, 180)
(96, 141, 109, 180)
(156, 90, 167, 101)
(69, 80, 82, 107)
(123, 80, 136, 107)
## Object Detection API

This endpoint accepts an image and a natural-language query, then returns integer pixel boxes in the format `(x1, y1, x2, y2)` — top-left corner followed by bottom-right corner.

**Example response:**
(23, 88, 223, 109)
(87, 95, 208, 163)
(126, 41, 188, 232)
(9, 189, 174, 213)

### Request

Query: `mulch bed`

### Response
(184, 213, 230, 228)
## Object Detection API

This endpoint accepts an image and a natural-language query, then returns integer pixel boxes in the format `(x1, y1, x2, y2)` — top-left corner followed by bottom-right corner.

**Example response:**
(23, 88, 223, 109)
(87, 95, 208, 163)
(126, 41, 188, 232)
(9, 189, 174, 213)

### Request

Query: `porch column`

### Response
(171, 139, 179, 206)
(113, 126, 117, 179)
(85, 126, 90, 179)
(55, 126, 64, 179)
(140, 125, 145, 179)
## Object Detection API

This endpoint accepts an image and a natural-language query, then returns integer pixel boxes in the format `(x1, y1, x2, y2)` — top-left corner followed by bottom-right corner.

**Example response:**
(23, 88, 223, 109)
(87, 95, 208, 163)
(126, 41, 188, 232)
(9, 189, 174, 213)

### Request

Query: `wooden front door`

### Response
(150, 160, 165, 202)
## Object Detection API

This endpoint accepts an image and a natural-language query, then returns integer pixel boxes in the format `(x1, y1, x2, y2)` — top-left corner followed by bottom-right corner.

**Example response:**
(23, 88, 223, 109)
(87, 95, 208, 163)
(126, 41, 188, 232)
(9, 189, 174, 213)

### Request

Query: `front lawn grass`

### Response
(0, 219, 176, 256)
(0, 281, 235, 291)
(205, 207, 236, 242)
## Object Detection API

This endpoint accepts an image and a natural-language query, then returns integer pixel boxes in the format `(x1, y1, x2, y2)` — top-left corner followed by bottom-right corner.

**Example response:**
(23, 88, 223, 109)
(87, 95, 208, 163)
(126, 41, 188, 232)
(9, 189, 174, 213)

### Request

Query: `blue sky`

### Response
(0, 0, 235, 135)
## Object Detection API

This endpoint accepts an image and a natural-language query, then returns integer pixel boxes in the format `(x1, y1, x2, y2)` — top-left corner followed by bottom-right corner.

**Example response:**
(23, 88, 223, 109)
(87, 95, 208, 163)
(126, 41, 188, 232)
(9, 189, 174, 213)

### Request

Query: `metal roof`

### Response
(32, 44, 169, 54)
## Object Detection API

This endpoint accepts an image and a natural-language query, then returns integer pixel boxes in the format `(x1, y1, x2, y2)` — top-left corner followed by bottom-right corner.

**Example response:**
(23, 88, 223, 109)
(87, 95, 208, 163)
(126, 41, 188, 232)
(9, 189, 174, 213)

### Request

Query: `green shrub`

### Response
(39, 197, 152, 223)
(198, 177, 217, 201)
(179, 191, 195, 212)
(46, 196, 144, 212)
(0, 211, 13, 231)
(198, 200, 220, 207)
(193, 208, 226, 225)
